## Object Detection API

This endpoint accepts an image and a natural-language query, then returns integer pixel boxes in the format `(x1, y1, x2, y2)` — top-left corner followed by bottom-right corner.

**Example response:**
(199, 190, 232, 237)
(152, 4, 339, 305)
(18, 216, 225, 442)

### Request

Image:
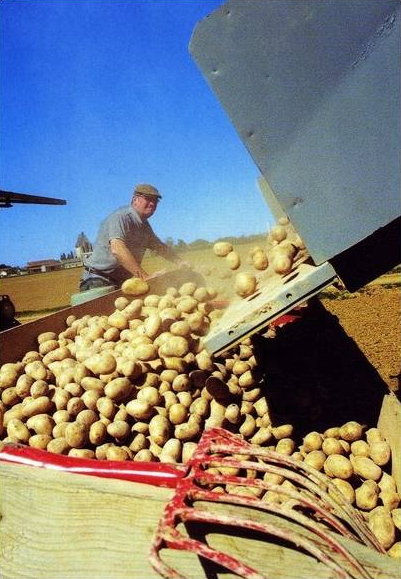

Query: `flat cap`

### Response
(134, 183, 162, 199)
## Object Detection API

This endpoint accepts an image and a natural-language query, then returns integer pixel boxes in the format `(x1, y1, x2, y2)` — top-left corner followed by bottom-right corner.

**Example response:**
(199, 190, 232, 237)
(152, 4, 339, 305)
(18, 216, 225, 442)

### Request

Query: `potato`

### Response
(365, 427, 383, 445)
(22, 396, 53, 418)
(178, 282, 197, 296)
(107, 420, 130, 440)
(174, 421, 200, 441)
(303, 450, 326, 471)
(339, 421, 364, 442)
(68, 449, 96, 459)
(134, 449, 156, 462)
(7, 418, 31, 443)
(1, 387, 20, 406)
(158, 336, 189, 358)
(159, 438, 182, 464)
(106, 445, 130, 461)
(368, 508, 396, 550)
(275, 438, 296, 455)
(37, 331, 58, 344)
(24, 361, 48, 381)
(369, 441, 391, 466)
(96, 396, 117, 420)
(378, 472, 397, 493)
(252, 249, 268, 271)
(182, 441, 198, 464)
(302, 431, 323, 452)
(81, 376, 105, 393)
(67, 397, 85, 417)
(47, 437, 71, 455)
(322, 437, 345, 456)
(350, 439, 370, 457)
(351, 455, 382, 481)
(15, 374, 35, 398)
(148, 415, 171, 446)
(387, 542, 401, 559)
(104, 377, 133, 402)
(213, 241, 233, 257)
(89, 421, 107, 445)
(272, 255, 293, 275)
(323, 426, 340, 438)
(392, 509, 401, 531)
(76, 409, 98, 427)
(168, 403, 188, 425)
(121, 277, 149, 296)
(29, 433, 53, 450)
(176, 296, 198, 314)
(226, 251, 241, 270)
(355, 480, 379, 510)
(380, 490, 400, 510)
(239, 414, 257, 438)
(270, 225, 287, 243)
(84, 352, 117, 376)
(234, 272, 257, 298)
(64, 422, 89, 448)
(26, 413, 55, 435)
(323, 454, 353, 479)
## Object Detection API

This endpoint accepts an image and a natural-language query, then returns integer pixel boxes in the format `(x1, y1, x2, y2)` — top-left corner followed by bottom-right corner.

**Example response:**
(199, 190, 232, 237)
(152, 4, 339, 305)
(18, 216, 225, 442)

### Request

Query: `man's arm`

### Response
(109, 238, 149, 279)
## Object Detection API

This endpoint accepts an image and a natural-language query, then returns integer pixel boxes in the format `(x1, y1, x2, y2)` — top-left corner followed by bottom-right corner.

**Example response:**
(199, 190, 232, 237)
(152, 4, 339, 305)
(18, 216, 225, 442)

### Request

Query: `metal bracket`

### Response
(204, 261, 337, 356)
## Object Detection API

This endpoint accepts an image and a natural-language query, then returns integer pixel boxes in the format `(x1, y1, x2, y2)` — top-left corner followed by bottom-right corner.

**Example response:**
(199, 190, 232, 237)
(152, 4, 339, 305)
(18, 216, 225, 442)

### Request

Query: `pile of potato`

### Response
(212, 216, 308, 298)
(0, 279, 399, 556)
(0, 281, 268, 464)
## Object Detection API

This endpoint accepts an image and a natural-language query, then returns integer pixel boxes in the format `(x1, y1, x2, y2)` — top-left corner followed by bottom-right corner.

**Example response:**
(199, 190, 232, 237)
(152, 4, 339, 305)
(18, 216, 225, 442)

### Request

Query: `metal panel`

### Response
(204, 260, 337, 355)
(190, 0, 401, 264)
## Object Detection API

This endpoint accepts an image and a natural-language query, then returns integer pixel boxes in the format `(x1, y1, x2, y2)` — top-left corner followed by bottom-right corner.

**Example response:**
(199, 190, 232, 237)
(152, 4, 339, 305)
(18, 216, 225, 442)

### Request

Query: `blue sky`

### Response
(0, 0, 274, 267)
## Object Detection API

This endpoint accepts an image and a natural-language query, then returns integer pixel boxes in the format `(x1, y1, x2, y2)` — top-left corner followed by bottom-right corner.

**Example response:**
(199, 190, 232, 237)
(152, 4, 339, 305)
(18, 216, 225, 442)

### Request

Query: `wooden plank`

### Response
(0, 462, 197, 579)
(377, 392, 401, 493)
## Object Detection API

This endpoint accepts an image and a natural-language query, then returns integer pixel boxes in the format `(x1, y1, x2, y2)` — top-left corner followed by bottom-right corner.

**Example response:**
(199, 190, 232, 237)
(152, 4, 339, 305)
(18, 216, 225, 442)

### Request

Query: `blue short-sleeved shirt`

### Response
(83, 205, 163, 284)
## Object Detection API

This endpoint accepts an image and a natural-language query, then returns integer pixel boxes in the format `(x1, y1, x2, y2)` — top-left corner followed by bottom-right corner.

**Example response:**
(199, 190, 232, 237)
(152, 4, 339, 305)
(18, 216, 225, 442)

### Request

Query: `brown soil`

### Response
(321, 286, 400, 393)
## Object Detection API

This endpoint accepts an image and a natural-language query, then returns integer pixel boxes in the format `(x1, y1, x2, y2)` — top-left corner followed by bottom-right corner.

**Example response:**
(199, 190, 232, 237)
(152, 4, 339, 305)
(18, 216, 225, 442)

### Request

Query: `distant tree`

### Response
(60, 252, 67, 260)
(67, 251, 74, 259)
(165, 237, 175, 247)
(188, 239, 211, 249)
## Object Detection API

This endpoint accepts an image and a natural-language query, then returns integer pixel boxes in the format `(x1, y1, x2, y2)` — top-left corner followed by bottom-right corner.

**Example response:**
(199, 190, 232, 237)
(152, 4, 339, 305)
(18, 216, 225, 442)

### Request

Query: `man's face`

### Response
(132, 193, 159, 218)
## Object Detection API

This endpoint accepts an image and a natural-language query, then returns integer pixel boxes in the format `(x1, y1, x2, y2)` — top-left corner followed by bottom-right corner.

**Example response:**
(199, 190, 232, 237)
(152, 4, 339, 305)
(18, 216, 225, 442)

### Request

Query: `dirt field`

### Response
(321, 285, 400, 394)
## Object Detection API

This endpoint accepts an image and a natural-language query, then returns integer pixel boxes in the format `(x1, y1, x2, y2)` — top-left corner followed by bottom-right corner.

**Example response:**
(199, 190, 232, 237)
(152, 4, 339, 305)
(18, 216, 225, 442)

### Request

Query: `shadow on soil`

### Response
(252, 298, 391, 438)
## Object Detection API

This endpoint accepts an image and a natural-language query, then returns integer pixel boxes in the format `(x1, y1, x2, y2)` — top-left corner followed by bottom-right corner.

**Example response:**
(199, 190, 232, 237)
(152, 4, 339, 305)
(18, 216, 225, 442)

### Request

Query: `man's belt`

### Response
(84, 266, 113, 280)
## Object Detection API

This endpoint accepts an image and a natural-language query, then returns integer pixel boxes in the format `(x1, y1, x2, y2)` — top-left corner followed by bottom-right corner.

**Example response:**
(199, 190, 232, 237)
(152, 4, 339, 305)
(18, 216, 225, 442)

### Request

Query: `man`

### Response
(80, 183, 186, 291)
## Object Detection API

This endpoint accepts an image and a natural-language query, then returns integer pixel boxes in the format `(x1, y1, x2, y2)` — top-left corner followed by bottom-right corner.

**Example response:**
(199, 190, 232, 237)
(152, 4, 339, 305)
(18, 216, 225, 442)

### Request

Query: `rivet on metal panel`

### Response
(291, 197, 304, 208)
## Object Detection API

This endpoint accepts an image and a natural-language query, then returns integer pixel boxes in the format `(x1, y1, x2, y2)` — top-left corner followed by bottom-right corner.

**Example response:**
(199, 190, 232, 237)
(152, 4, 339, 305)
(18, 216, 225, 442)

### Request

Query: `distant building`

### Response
(26, 259, 62, 274)
(75, 232, 92, 260)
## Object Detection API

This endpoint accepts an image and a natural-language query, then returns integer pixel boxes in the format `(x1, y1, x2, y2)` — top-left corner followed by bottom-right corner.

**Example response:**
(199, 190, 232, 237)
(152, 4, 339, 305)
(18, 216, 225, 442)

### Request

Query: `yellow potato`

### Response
(121, 277, 149, 296)
(213, 241, 233, 257)
(84, 352, 117, 376)
(339, 421, 364, 442)
(323, 454, 353, 479)
(351, 455, 382, 481)
(64, 422, 89, 449)
(7, 418, 31, 443)
(226, 251, 241, 270)
(234, 272, 257, 298)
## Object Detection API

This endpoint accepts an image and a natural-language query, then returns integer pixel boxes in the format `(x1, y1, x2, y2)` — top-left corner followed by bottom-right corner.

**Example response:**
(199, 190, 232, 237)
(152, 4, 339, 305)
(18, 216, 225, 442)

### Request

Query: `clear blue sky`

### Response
(1, 0, 274, 267)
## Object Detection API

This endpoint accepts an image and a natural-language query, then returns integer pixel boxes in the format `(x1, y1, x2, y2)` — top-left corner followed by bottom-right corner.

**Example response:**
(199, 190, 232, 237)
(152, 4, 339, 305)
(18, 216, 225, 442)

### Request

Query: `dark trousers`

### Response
(79, 276, 117, 292)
